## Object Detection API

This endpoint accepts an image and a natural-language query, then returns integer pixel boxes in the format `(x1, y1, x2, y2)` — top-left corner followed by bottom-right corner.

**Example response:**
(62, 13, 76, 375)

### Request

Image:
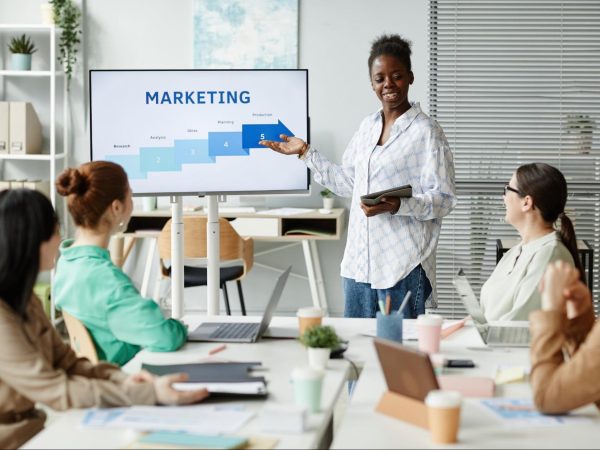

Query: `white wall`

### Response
(0, 0, 428, 316)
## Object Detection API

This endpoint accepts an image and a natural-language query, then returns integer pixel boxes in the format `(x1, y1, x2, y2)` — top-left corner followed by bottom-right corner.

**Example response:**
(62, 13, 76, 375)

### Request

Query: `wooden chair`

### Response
(158, 217, 254, 315)
(62, 310, 99, 364)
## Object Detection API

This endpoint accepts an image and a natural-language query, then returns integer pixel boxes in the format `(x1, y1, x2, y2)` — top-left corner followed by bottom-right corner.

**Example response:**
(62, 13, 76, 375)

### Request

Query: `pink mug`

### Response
(417, 314, 443, 353)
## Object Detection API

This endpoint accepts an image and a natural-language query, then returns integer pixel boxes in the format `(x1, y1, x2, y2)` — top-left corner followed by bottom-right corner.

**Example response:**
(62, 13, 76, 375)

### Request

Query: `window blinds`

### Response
(429, 0, 600, 317)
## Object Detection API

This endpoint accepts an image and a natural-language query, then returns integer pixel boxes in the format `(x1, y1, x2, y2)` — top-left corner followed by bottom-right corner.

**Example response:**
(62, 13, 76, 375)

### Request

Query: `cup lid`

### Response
(297, 307, 324, 318)
(425, 389, 462, 408)
(417, 313, 443, 325)
(291, 366, 324, 381)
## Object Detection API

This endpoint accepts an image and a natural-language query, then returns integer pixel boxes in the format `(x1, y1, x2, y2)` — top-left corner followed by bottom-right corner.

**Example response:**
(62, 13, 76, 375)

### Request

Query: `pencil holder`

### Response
(376, 311, 403, 343)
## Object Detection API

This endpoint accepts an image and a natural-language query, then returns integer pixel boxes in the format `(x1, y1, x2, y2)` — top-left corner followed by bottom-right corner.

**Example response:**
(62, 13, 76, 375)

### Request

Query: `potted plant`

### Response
(8, 34, 37, 71)
(50, 0, 81, 89)
(300, 325, 341, 369)
(566, 114, 596, 154)
(320, 188, 335, 211)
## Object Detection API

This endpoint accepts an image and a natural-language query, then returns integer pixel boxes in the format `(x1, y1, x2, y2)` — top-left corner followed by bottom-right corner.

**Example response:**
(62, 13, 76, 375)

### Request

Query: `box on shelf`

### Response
(9, 179, 26, 189)
(0, 180, 10, 191)
(9, 102, 42, 155)
(0, 101, 8, 154)
(23, 180, 51, 198)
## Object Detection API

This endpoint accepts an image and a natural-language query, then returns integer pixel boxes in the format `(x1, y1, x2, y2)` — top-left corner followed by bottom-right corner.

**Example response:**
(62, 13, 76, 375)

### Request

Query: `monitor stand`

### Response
(170, 195, 221, 319)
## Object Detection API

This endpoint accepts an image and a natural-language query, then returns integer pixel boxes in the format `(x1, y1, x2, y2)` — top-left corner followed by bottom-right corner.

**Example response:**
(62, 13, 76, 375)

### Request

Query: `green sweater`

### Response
(54, 240, 186, 365)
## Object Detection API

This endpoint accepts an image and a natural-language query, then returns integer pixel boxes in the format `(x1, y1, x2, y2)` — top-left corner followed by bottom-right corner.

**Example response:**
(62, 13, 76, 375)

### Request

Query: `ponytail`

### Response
(559, 212, 586, 284)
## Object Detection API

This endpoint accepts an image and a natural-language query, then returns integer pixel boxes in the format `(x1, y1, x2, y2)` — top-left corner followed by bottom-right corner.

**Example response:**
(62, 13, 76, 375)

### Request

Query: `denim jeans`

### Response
(343, 264, 432, 319)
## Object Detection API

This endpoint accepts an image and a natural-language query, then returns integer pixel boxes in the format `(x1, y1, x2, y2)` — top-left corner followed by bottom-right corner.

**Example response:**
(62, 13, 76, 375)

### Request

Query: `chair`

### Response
(62, 310, 99, 364)
(158, 217, 254, 315)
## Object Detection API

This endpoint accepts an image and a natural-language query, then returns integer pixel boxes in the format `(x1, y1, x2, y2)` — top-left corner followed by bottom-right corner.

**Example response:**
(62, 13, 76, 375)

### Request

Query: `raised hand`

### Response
(540, 261, 581, 312)
(259, 134, 307, 156)
(563, 278, 593, 319)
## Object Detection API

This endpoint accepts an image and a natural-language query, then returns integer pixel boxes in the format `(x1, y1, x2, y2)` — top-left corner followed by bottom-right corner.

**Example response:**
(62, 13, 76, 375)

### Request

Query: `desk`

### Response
(332, 324, 600, 449)
(114, 208, 346, 314)
(23, 316, 600, 449)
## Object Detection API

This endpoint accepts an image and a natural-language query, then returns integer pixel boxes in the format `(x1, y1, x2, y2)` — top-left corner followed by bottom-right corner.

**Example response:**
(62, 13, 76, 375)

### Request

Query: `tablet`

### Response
(374, 338, 439, 401)
(360, 184, 412, 206)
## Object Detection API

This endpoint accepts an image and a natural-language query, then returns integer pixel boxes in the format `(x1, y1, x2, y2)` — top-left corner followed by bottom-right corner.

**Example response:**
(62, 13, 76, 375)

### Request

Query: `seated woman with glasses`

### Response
(479, 163, 585, 321)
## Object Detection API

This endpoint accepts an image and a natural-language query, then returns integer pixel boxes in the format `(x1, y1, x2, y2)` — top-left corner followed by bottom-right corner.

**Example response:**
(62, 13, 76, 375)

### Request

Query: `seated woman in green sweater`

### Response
(54, 161, 187, 365)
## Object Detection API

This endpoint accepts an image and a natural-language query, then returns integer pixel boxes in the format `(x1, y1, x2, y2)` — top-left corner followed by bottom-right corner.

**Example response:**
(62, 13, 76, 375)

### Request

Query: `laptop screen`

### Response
(452, 269, 488, 325)
(257, 266, 291, 336)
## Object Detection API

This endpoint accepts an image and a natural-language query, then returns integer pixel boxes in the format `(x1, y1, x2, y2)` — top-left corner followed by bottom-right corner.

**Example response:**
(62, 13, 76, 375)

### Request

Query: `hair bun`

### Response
(56, 168, 89, 196)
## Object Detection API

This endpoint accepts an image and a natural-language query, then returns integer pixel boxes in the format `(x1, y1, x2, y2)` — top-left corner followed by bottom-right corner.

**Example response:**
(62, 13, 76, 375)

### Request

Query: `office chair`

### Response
(158, 217, 254, 315)
(62, 310, 99, 364)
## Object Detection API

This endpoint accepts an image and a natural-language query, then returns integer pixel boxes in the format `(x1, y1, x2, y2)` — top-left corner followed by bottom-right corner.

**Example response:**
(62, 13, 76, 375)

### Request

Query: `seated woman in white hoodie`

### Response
(480, 163, 585, 321)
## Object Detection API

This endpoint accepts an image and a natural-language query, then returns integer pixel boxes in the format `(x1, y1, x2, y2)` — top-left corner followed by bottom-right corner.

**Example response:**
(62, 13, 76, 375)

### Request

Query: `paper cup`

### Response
(297, 307, 323, 335)
(417, 314, 443, 353)
(291, 366, 324, 413)
(425, 390, 462, 444)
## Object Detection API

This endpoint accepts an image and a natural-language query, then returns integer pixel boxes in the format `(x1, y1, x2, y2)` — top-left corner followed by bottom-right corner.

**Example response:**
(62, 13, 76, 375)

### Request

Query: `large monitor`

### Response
(89, 69, 309, 196)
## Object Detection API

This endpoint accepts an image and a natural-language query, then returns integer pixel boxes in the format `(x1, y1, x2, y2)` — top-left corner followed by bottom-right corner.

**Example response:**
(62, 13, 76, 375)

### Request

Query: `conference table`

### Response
(23, 316, 600, 449)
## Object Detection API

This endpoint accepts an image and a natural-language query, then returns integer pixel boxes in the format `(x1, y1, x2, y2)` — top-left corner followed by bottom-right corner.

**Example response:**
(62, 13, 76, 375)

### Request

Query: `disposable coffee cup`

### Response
(425, 390, 462, 444)
(291, 366, 324, 413)
(297, 307, 323, 335)
(417, 314, 443, 353)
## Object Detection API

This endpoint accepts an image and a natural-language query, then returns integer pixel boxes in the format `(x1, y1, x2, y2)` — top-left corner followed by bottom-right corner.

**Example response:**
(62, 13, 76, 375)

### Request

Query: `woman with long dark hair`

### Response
(0, 189, 207, 449)
(480, 163, 583, 321)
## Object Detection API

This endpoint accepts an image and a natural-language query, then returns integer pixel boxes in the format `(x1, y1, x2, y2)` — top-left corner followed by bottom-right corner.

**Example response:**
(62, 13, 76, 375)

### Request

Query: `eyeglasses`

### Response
(503, 184, 523, 197)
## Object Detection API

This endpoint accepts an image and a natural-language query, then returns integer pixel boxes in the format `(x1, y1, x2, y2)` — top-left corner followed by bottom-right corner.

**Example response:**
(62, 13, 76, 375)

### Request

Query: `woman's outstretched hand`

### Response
(259, 134, 307, 156)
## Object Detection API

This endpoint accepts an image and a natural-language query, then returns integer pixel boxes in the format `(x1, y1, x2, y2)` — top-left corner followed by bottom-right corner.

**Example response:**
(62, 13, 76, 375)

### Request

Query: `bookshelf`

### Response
(0, 24, 70, 325)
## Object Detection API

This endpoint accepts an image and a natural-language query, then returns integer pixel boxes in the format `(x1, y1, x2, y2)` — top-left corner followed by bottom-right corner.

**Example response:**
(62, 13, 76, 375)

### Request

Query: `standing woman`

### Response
(0, 189, 208, 449)
(54, 161, 187, 365)
(260, 34, 456, 317)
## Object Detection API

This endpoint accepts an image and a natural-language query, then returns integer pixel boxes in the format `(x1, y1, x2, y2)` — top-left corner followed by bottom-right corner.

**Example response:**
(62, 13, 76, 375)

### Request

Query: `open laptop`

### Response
(187, 266, 291, 343)
(452, 269, 530, 347)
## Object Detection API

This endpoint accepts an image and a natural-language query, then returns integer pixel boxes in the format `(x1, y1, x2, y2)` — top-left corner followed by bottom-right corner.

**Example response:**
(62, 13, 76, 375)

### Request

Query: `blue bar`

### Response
(208, 132, 248, 157)
(104, 154, 147, 180)
(139, 147, 178, 172)
(174, 139, 215, 165)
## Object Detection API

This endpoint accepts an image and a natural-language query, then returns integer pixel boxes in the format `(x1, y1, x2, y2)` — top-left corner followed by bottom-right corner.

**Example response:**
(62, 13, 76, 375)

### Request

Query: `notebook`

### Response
(187, 266, 291, 343)
(452, 269, 530, 347)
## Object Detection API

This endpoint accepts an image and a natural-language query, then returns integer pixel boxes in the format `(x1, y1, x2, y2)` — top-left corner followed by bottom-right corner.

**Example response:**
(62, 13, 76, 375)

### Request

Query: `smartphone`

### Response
(445, 359, 476, 368)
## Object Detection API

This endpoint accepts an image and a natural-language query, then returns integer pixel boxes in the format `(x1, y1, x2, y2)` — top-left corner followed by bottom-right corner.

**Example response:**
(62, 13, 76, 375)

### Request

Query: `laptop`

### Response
(452, 269, 530, 347)
(187, 266, 291, 343)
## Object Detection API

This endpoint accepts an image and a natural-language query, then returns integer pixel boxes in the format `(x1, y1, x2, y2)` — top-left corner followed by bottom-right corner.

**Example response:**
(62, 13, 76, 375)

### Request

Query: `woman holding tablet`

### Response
(260, 34, 456, 318)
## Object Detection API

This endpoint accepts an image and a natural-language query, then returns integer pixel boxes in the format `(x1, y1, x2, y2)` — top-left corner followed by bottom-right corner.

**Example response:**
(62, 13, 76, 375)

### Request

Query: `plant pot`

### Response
(322, 197, 334, 211)
(307, 347, 330, 370)
(11, 54, 32, 71)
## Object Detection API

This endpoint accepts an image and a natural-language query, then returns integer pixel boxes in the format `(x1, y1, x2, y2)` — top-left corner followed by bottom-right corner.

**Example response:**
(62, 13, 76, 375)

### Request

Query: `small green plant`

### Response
(50, 0, 82, 88)
(300, 325, 341, 349)
(320, 188, 333, 199)
(8, 34, 37, 55)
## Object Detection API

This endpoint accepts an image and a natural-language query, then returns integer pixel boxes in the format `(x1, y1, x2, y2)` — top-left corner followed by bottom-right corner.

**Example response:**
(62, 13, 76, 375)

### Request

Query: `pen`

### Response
(378, 300, 387, 315)
(385, 294, 391, 315)
(397, 291, 412, 316)
(208, 344, 227, 355)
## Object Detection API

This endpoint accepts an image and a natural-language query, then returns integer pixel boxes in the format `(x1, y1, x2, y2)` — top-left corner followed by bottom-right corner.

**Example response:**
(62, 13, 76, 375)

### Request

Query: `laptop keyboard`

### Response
(210, 322, 259, 340)
(488, 326, 530, 344)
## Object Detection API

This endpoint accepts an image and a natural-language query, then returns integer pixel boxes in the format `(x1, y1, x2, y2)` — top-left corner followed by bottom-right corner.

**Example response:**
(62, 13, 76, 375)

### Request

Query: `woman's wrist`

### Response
(297, 142, 310, 159)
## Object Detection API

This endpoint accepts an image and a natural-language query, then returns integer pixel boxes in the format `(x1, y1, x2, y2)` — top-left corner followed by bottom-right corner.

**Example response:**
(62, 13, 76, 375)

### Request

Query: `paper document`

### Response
(173, 381, 267, 395)
(480, 398, 593, 427)
(256, 207, 314, 216)
(80, 405, 254, 434)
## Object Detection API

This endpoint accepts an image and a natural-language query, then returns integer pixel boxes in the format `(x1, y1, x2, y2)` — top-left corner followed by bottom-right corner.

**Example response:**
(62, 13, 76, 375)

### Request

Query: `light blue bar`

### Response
(104, 154, 147, 180)
(140, 147, 178, 172)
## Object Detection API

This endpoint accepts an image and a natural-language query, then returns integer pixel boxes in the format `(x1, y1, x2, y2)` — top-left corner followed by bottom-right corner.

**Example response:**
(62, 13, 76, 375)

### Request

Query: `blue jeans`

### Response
(343, 265, 432, 319)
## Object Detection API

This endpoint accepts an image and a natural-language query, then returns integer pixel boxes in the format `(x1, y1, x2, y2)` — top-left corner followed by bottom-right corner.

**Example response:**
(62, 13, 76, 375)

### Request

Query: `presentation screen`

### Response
(89, 69, 309, 196)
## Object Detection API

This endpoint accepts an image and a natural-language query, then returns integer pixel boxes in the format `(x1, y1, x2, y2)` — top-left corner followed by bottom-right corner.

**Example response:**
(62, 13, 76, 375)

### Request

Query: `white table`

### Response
(22, 316, 600, 449)
(332, 322, 600, 449)
(23, 316, 371, 450)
